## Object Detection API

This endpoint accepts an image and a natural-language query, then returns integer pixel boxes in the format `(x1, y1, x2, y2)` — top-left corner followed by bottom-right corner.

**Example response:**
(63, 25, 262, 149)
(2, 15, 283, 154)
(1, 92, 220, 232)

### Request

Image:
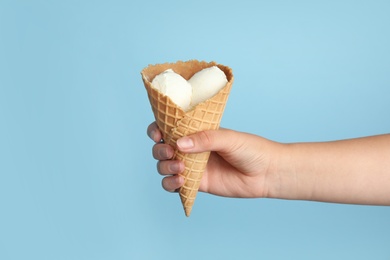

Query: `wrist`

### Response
(266, 143, 308, 201)
(269, 142, 321, 201)
(264, 142, 285, 199)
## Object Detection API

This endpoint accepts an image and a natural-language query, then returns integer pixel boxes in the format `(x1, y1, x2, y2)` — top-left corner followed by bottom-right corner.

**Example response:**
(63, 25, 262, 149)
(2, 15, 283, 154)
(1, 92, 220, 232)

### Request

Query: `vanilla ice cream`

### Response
(189, 66, 228, 107)
(151, 66, 228, 112)
(151, 69, 192, 111)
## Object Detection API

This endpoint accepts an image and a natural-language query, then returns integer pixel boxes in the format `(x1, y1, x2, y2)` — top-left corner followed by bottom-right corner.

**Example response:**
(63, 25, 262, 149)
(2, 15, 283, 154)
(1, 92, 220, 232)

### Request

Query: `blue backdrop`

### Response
(1, 1, 389, 259)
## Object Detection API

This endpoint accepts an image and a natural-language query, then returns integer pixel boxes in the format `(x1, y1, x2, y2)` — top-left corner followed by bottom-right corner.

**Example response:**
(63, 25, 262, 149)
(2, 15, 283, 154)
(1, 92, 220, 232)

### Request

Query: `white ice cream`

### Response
(151, 66, 228, 112)
(189, 66, 228, 107)
(151, 69, 192, 111)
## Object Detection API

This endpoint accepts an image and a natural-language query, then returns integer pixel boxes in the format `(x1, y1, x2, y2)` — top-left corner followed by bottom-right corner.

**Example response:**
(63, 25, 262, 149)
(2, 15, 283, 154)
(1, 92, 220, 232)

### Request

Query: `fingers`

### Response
(147, 122, 162, 143)
(147, 122, 186, 193)
(157, 161, 184, 192)
(152, 138, 185, 192)
(159, 161, 184, 192)
(162, 175, 184, 192)
(157, 160, 184, 175)
(176, 128, 238, 154)
(157, 158, 185, 192)
(152, 143, 174, 160)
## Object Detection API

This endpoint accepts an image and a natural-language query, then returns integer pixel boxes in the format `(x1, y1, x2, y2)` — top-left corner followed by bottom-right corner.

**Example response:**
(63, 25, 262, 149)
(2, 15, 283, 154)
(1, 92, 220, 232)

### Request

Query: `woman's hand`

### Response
(147, 122, 283, 198)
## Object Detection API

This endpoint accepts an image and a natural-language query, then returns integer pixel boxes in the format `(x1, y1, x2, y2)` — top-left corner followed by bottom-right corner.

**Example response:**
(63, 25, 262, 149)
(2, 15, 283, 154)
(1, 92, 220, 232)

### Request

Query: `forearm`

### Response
(271, 134, 390, 205)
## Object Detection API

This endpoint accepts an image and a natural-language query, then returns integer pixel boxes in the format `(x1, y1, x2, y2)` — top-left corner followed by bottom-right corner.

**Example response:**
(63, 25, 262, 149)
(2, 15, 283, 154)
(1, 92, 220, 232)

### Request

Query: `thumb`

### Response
(176, 128, 238, 154)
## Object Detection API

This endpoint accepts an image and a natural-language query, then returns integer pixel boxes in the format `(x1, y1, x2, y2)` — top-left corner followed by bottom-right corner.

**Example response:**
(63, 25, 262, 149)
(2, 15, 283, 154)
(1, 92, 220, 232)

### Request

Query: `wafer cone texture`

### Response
(141, 60, 234, 216)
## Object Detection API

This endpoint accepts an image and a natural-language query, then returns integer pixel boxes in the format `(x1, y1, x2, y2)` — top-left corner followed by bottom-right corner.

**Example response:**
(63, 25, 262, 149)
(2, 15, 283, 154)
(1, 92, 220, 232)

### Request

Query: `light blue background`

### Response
(1, 1, 389, 259)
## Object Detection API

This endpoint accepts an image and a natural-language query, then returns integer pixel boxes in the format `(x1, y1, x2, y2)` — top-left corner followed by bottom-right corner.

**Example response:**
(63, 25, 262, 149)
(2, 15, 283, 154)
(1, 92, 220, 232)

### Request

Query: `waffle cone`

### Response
(141, 60, 234, 217)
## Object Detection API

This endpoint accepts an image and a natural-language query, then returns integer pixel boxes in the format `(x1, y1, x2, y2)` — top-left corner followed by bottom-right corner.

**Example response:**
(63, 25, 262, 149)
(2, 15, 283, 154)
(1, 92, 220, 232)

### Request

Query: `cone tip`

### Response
(184, 207, 192, 217)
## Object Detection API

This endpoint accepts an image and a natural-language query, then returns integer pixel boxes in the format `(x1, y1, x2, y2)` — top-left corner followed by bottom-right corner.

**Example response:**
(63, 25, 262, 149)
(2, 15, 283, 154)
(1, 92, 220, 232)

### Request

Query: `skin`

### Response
(147, 122, 390, 205)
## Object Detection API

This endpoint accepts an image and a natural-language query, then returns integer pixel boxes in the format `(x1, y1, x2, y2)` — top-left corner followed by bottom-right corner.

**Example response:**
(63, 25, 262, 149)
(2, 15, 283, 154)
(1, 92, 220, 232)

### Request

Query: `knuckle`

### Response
(161, 178, 169, 191)
(157, 161, 172, 176)
(146, 122, 155, 136)
(197, 130, 213, 149)
(161, 177, 173, 192)
(152, 144, 173, 160)
(157, 161, 168, 175)
(156, 161, 163, 175)
(147, 122, 162, 143)
(152, 144, 160, 159)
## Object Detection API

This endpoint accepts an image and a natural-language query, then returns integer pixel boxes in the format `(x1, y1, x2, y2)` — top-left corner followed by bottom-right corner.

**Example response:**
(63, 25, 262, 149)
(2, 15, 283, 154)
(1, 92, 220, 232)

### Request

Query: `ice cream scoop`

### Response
(189, 66, 228, 107)
(151, 69, 192, 111)
(151, 66, 228, 112)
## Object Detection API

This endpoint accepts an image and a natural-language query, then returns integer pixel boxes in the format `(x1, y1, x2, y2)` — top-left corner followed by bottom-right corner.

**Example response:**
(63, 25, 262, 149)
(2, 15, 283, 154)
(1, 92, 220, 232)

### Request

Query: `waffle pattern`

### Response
(141, 60, 234, 216)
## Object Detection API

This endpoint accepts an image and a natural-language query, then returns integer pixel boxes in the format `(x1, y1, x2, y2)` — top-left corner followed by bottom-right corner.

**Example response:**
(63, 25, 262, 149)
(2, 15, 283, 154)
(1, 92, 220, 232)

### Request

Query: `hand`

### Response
(147, 122, 283, 198)
(147, 121, 390, 204)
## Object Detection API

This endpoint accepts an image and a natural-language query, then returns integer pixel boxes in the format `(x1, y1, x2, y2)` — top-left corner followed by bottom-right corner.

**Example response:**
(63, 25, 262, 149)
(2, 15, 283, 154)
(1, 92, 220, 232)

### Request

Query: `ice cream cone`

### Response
(141, 60, 234, 217)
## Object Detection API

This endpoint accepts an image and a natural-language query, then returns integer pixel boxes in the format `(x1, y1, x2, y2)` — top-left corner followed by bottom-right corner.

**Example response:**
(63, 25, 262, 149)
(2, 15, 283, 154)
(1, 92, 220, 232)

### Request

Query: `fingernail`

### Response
(177, 137, 194, 149)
